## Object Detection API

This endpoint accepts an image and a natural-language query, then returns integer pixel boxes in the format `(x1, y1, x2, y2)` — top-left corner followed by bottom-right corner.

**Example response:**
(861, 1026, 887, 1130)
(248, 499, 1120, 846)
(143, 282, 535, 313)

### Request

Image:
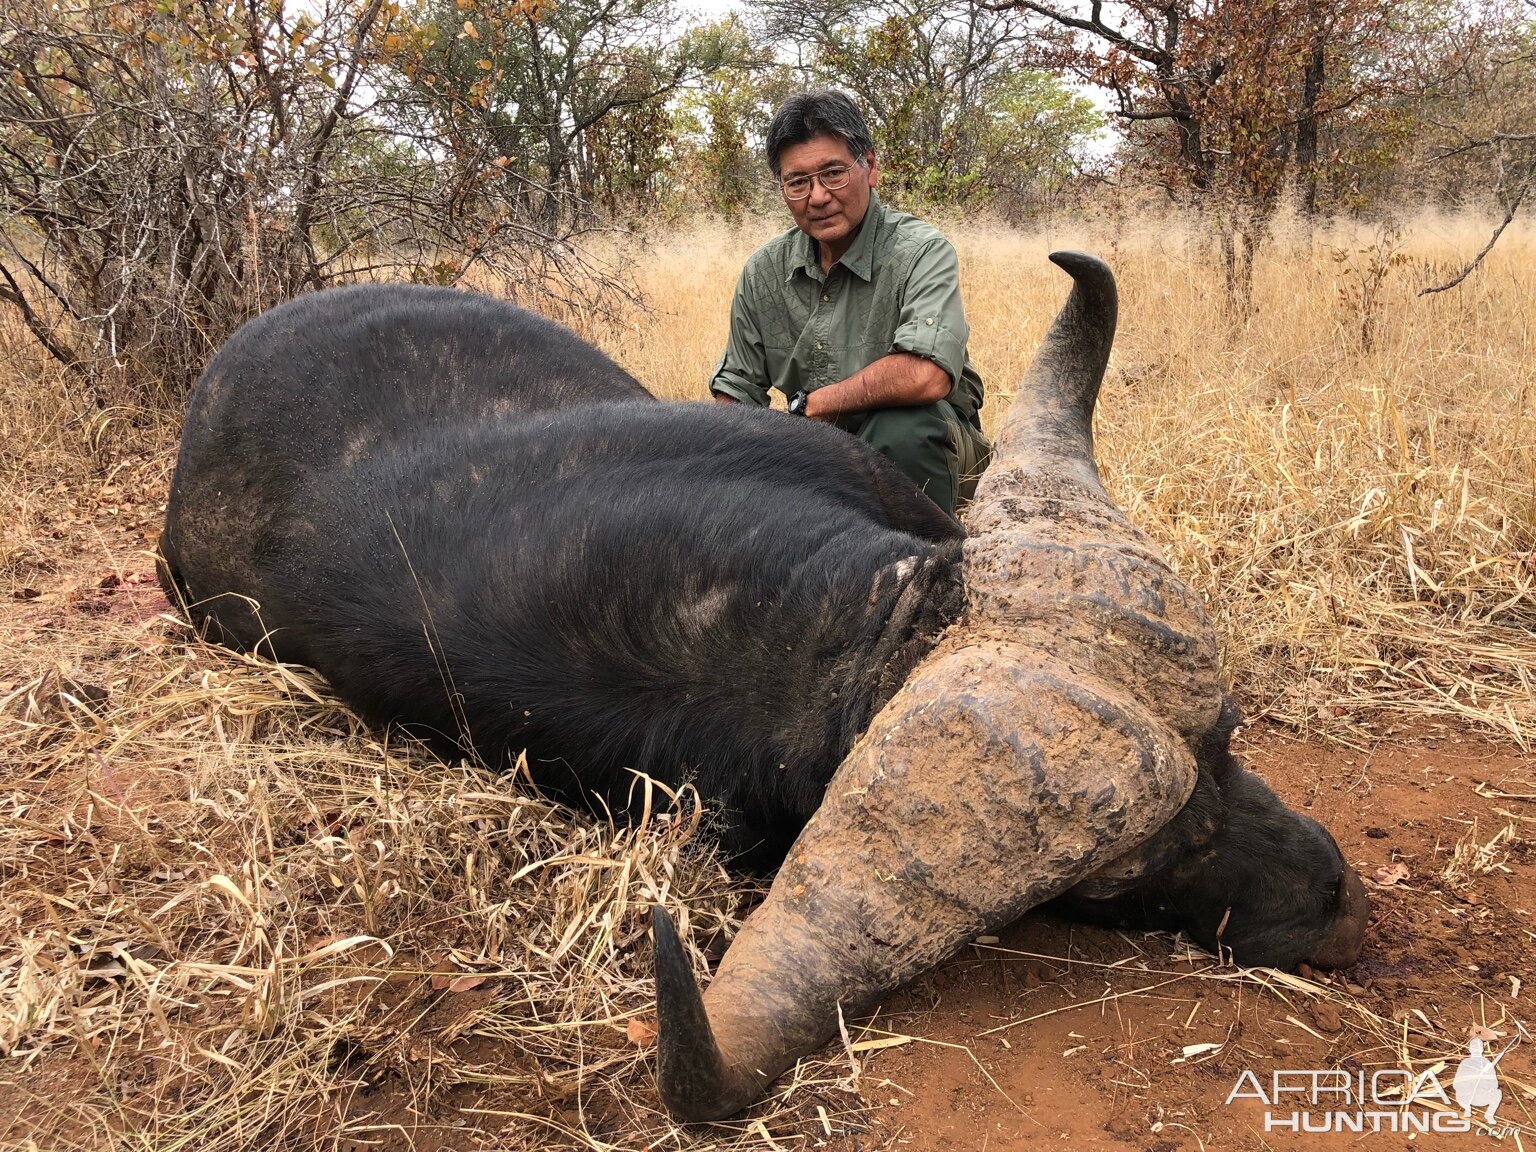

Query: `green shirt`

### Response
(709, 193, 984, 424)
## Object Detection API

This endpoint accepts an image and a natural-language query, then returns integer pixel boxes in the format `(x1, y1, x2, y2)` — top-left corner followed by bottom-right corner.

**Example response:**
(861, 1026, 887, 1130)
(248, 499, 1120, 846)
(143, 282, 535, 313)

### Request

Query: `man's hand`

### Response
(712, 391, 738, 404)
(802, 353, 950, 420)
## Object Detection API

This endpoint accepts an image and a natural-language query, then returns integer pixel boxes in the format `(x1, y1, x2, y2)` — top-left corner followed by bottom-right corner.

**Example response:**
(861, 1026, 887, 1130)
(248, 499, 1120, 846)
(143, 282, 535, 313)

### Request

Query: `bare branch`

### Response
(1418, 175, 1532, 296)
(1115, 107, 1185, 121)
(985, 0, 1168, 66)
(0, 256, 79, 370)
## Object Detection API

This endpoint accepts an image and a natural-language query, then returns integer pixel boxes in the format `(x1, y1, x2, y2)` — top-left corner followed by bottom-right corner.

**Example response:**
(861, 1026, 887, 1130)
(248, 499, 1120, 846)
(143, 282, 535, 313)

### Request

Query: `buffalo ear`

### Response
(1132, 766, 1228, 879)
(1175, 766, 1227, 849)
(851, 445, 965, 543)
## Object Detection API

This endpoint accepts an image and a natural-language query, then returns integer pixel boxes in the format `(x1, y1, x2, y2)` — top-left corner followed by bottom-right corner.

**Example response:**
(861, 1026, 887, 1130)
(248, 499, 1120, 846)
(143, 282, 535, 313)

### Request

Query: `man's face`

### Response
(777, 134, 878, 254)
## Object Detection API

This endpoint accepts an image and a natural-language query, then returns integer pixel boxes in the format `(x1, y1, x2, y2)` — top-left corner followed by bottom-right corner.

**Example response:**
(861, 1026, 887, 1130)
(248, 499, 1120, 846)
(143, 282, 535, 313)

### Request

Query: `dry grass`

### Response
(1439, 818, 1519, 890)
(0, 630, 859, 1149)
(2, 211, 1534, 1150)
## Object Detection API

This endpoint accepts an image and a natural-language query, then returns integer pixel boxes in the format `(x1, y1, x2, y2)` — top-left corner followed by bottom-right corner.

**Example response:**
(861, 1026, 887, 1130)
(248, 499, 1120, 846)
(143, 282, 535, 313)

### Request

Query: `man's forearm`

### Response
(803, 353, 950, 420)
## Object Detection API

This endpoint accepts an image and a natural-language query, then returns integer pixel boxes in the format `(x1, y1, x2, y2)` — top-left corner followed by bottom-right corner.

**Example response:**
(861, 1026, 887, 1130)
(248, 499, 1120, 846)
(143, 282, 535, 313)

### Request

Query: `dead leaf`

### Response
(78, 940, 163, 982)
(430, 961, 487, 992)
(1468, 1024, 1505, 1042)
(1311, 1003, 1342, 1033)
(299, 934, 390, 964)
(1372, 861, 1411, 886)
(627, 1018, 657, 1047)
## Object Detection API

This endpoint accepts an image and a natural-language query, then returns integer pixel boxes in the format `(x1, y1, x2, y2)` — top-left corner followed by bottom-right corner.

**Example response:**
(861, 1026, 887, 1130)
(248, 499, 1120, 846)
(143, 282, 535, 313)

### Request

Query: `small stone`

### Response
(1312, 1003, 1342, 1032)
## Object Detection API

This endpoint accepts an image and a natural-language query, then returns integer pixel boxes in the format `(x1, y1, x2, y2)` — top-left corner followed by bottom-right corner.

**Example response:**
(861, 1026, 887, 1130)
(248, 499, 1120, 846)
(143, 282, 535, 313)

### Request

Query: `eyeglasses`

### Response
(779, 159, 866, 201)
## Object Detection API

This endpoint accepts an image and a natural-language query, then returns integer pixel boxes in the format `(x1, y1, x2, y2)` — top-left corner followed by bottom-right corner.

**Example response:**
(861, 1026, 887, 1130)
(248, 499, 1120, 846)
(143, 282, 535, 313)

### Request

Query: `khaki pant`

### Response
(837, 400, 992, 518)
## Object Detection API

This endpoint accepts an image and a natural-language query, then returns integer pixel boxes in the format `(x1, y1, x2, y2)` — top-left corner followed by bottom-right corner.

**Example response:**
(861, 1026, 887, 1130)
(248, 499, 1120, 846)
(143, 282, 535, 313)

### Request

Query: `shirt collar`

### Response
(838, 191, 883, 281)
(789, 191, 886, 284)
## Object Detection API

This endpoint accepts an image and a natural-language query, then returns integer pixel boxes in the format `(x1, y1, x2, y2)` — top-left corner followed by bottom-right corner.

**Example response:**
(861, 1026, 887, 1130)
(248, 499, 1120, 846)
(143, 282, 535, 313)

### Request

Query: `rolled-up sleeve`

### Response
(890, 239, 970, 389)
(709, 267, 772, 407)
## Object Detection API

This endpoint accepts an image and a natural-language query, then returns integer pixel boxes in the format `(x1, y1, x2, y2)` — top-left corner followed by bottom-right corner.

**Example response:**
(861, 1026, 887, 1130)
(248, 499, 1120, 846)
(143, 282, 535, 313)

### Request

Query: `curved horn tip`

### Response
(1047, 249, 1116, 291)
(651, 904, 742, 1123)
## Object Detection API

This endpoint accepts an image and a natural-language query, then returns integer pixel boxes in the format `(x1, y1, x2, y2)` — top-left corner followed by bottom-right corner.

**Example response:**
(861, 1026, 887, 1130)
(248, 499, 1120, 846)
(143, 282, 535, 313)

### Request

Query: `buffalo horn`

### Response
(654, 252, 1214, 1122)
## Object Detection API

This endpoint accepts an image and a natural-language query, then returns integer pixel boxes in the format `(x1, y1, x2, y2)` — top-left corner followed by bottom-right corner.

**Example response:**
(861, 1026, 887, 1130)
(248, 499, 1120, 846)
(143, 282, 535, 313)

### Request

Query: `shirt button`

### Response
(926, 317, 934, 325)
(815, 341, 822, 350)
(821, 294, 830, 303)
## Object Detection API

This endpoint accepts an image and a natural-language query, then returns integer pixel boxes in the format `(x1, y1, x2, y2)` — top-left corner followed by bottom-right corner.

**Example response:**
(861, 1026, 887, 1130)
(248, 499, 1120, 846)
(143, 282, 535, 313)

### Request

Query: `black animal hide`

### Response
(160, 284, 965, 867)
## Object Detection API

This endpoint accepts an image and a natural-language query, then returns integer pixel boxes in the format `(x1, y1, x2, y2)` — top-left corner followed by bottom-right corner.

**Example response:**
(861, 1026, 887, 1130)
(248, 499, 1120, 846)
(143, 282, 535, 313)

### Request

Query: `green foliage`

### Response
(753, 0, 1103, 214)
(669, 18, 786, 218)
(385, 0, 723, 222)
(972, 71, 1106, 216)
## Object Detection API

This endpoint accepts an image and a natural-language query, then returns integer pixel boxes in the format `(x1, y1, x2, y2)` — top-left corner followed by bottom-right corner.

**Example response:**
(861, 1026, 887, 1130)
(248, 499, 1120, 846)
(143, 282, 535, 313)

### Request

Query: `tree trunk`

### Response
(1219, 223, 1256, 321)
(1296, 13, 1326, 217)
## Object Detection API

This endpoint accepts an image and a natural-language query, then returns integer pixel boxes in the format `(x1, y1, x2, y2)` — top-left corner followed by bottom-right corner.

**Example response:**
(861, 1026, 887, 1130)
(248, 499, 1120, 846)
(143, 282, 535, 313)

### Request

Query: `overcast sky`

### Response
(676, 0, 745, 23)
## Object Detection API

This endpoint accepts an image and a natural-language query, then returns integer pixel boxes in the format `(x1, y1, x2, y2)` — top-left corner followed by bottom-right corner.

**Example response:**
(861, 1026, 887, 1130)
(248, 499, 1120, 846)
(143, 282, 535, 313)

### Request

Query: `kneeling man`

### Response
(709, 89, 990, 518)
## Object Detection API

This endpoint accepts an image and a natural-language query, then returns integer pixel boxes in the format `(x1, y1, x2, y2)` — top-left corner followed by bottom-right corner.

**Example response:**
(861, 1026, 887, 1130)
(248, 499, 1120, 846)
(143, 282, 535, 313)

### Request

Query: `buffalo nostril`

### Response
(1307, 866, 1370, 969)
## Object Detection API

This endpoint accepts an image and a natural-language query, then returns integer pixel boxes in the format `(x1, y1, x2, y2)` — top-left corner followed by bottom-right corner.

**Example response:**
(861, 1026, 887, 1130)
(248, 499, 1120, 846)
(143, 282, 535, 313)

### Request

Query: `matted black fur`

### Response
(159, 284, 964, 867)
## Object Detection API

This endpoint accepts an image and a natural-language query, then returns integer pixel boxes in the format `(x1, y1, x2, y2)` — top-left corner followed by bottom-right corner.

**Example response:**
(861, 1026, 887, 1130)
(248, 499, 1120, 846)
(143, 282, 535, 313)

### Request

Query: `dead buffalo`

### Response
(159, 252, 1369, 1124)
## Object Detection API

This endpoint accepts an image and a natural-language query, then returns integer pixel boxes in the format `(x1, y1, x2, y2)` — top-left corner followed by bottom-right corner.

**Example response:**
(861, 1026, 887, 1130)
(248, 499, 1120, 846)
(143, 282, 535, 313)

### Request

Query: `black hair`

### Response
(764, 89, 874, 177)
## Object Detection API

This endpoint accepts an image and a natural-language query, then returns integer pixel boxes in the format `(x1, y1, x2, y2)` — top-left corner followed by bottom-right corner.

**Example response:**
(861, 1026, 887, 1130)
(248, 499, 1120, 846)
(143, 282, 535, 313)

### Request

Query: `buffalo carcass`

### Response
(159, 253, 1369, 1123)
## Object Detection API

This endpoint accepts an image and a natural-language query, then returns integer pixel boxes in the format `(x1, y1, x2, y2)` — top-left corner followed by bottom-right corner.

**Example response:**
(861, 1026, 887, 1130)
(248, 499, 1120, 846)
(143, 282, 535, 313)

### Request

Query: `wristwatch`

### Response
(788, 390, 810, 416)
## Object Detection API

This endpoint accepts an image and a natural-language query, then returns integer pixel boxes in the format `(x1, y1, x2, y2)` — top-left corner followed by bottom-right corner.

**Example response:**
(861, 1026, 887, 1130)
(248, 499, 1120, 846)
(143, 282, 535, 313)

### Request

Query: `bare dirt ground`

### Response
(2, 459, 1533, 1151)
(859, 730, 1536, 1151)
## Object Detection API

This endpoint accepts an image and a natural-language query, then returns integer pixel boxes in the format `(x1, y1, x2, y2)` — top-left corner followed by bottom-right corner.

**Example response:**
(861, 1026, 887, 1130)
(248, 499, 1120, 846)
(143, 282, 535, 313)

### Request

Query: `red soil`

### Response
(859, 727, 1535, 1151)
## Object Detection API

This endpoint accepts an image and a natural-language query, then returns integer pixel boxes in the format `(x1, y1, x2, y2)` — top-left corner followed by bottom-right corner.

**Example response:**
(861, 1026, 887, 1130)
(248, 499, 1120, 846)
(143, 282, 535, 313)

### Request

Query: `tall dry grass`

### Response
(1, 212, 1533, 1151)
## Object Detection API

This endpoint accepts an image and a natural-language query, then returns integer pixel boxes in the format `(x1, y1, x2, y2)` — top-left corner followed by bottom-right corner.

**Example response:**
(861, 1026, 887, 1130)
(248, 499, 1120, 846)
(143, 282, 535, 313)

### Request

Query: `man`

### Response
(709, 89, 990, 518)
